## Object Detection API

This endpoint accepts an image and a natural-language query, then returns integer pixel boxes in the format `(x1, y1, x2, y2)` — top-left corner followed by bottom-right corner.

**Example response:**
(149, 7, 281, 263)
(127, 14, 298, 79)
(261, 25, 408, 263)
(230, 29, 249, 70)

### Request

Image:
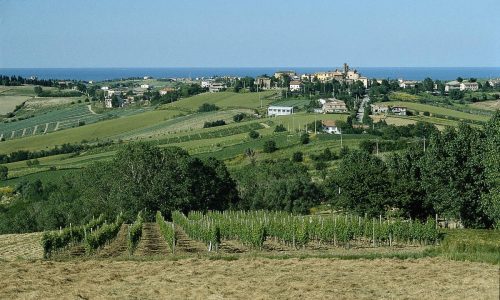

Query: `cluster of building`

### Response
(201, 80, 227, 93)
(444, 80, 479, 92)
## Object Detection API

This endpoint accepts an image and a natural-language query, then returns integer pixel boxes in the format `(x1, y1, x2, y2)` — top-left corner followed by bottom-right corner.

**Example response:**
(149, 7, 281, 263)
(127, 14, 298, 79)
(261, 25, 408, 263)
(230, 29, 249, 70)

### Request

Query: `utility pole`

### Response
(340, 128, 343, 147)
(423, 137, 426, 152)
(314, 114, 317, 134)
(376, 139, 379, 155)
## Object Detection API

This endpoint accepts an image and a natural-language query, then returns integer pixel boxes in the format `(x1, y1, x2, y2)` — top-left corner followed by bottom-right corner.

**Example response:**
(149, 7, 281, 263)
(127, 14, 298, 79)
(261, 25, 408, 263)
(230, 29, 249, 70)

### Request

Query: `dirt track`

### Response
(0, 257, 497, 299)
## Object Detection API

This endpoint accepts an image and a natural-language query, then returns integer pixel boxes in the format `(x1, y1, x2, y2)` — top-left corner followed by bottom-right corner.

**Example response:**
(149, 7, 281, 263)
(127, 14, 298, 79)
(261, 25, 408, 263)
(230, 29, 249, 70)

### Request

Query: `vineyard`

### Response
(35, 210, 439, 260)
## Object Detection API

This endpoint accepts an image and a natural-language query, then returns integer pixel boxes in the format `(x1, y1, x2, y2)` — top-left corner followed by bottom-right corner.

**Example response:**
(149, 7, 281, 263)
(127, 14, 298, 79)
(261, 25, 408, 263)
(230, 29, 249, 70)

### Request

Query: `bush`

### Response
(300, 133, 310, 144)
(203, 120, 226, 128)
(0, 165, 7, 181)
(292, 151, 303, 162)
(263, 140, 277, 153)
(198, 103, 219, 112)
(128, 211, 144, 254)
(423, 111, 430, 116)
(233, 113, 246, 122)
(248, 130, 260, 139)
(274, 124, 287, 132)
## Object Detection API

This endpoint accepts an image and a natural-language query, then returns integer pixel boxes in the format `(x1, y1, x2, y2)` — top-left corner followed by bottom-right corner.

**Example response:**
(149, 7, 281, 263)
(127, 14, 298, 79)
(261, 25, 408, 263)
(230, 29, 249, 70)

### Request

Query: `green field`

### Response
(0, 109, 183, 153)
(165, 91, 278, 111)
(270, 99, 312, 108)
(383, 101, 489, 122)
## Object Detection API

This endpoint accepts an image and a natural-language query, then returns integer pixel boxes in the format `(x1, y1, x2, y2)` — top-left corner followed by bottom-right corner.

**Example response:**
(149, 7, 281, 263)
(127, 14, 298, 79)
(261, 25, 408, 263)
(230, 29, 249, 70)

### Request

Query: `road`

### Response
(356, 95, 370, 122)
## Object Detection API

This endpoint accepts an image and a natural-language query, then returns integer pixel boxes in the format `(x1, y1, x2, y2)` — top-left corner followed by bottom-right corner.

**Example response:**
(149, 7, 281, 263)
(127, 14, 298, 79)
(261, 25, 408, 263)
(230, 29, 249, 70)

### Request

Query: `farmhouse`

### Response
(160, 87, 176, 95)
(322, 120, 341, 134)
(323, 99, 348, 113)
(371, 104, 389, 115)
(488, 78, 500, 87)
(209, 82, 226, 93)
(268, 106, 294, 116)
(274, 70, 296, 79)
(255, 77, 272, 90)
(201, 80, 212, 88)
(140, 84, 152, 89)
(398, 80, 418, 89)
(391, 106, 407, 116)
(289, 81, 302, 92)
(445, 80, 461, 92)
(460, 82, 479, 91)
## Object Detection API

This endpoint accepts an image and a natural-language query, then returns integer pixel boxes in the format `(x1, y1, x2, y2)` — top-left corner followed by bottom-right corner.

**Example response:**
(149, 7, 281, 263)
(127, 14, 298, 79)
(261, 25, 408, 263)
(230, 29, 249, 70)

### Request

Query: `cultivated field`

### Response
(0, 95, 31, 114)
(383, 101, 489, 122)
(0, 257, 496, 299)
(469, 99, 500, 111)
(166, 91, 278, 111)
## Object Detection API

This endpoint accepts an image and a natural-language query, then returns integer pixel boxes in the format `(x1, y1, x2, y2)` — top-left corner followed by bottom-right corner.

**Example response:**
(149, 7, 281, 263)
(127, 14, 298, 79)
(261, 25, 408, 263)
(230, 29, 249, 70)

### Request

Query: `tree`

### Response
(198, 103, 219, 112)
(234, 160, 320, 213)
(292, 151, 303, 162)
(33, 86, 43, 96)
(233, 113, 245, 122)
(263, 140, 277, 153)
(0, 165, 7, 181)
(111, 94, 120, 108)
(248, 130, 260, 139)
(300, 133, 310, 144)
(456, 77, 464, 82)
(449, 89, 463, 100)
(482, 110, 500, 226)
(274, 124, 287, 132)
(327, 150, 390, 217)
(422, 77, 434, 92)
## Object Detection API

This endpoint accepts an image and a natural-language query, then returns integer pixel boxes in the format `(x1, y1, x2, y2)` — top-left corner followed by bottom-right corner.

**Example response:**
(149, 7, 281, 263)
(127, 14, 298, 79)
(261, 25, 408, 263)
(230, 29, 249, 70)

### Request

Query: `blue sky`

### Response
(0, 0, 499, 68)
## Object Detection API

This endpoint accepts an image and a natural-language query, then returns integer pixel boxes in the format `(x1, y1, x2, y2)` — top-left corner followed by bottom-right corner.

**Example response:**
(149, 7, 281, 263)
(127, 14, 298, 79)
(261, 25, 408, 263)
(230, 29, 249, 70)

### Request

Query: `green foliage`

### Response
(300, 133, 310, 144)
(248, 130, 260, 139)
(233, 113, 246, 122)
(263, 140, 277, 153)
(172, 211, 220, 251)
(41, 214, 105, 258)
(0, 165, 7, 181)
(481, 110, 500, 226)
(327, 150, 390, 217)
(234, 160, 320, 213)
(292, 151, 303, 162)
(128, 211, 144, 254)
(84, 213, 124, 254)
(156, 211, 176, 253)
(197, 103, 219, 112)
(274, 124, 287, 132)
(203, 119, 226, 128)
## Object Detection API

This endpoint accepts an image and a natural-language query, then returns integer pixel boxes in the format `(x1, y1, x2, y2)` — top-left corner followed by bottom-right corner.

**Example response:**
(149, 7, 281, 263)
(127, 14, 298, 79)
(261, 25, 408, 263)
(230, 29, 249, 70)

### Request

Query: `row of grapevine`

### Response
(128, 211, 144, 254)
(172, 211, 221, 251)
(41, 214, 106, 258)
(179, 211, 439, 250)
(84, 213, 124, 254)
(156, 211, 176, 253)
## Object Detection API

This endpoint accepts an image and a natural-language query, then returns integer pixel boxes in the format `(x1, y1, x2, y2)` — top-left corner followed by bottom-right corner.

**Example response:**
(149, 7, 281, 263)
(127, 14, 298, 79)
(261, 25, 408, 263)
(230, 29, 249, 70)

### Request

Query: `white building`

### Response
(399, 80, 418, 89)
(289, 81, 302, 92)
(460, 82, 479, 91)
(140, 84, 152, 89)
(209, 82, 226, 93)
(322, 99, 348, 113)
(391, 106, 407, 116)
(322, 120, 341, 134)
(268, 106, 294, 116)
(445, 80, 461, 92)
(101, 86, 109, 91)
(201, 81, 212, 88)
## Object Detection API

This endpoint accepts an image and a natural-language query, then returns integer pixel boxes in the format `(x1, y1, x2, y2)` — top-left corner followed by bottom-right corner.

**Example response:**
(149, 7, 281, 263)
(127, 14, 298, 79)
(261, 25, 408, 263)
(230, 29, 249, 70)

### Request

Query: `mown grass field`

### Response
(0, 96, 31, 114)
(165, 91, 278, 111)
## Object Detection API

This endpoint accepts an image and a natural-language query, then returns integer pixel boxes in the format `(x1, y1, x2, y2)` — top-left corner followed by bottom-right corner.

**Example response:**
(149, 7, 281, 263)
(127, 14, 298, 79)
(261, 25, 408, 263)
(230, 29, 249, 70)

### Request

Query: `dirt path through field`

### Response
(98, 224, 129, 258)
(0, 257, 497, 299)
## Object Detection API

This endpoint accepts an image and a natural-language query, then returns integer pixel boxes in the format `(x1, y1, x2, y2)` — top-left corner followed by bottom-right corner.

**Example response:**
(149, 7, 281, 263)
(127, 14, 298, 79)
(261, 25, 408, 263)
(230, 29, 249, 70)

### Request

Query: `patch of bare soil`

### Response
(134, 223, 169, 256)
(98, 224, 129, 258)
(174, 227, 207, 253)
(0, 257, 497, 299)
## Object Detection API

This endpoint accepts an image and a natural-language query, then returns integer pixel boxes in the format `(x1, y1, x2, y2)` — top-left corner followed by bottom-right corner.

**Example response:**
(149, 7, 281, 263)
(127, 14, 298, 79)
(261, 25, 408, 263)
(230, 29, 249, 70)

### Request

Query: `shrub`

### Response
(292, 151, 303, 162)
(233, 113, 246, 122)
(198, 103, 219, 112)
(128, 211, 144, 254)
(203, 120, 226, 128)
(0, 165, 7, 181)
(248, 130, 260, 139)
(423, 111, 430, 116)
(274, 124, 287, 132)
(300, 133, 310, 144)
(263, 140, 277, 153)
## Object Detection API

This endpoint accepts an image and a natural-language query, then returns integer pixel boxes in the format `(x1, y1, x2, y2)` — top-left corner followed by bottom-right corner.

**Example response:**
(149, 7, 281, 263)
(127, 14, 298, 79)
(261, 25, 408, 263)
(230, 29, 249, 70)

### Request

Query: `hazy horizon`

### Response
(1, 0, 499, 68)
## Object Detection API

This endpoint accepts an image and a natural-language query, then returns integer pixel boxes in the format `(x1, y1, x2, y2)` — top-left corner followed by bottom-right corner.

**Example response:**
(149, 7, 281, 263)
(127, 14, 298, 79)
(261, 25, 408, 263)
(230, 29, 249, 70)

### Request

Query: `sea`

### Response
(1, 67, 500, 82)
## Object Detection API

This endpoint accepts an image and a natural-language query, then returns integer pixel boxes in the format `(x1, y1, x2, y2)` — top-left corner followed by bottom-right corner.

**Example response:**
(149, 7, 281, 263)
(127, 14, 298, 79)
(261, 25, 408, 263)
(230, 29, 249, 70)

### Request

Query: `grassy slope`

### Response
(165, 91, 277, 110)
(383, 101, 489, 122)
(0, 109, 183, 153)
